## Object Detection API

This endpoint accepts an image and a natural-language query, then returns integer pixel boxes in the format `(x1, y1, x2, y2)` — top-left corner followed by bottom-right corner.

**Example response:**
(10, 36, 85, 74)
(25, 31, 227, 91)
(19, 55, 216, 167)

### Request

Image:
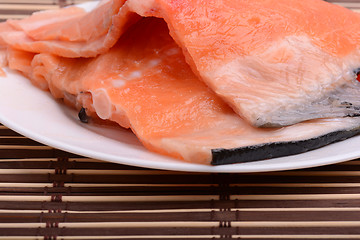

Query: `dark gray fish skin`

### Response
(260, 78, 360, 127)
(78, 107, 89, 123)
(211, 125, 360, 165)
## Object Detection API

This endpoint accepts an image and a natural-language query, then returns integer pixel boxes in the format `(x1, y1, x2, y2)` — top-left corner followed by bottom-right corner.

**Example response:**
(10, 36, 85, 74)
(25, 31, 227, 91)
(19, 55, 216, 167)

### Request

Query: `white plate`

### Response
(1, 69, 360, 172)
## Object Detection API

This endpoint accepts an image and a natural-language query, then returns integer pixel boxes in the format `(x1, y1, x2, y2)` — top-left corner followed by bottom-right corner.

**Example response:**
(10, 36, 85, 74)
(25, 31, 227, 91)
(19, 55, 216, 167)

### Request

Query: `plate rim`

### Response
(1, 69, 360, 173)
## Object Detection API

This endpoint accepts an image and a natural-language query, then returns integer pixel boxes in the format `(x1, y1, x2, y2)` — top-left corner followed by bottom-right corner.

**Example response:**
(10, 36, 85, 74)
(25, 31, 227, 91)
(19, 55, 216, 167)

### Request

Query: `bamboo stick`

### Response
(0, 4, 58, 10)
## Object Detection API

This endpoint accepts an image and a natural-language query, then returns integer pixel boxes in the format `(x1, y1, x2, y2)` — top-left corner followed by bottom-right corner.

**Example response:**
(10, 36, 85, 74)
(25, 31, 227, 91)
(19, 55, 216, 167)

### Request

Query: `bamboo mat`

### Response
(2, 121, 360, 239)
(2, 0, 360, 239)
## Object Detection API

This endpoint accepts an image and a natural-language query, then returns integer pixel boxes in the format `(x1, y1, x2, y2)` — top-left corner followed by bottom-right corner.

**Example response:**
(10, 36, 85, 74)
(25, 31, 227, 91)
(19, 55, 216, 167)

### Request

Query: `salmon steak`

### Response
(1, 0, 360, 165)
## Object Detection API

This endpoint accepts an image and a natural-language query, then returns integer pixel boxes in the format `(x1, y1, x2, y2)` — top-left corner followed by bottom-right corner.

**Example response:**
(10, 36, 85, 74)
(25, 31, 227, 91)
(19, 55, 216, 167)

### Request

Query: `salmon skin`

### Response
(5, 17, 360, 165)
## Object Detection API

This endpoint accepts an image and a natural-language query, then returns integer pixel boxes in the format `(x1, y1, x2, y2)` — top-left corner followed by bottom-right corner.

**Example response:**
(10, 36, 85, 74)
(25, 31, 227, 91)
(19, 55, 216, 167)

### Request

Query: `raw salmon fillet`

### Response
(6, 17, 360, 164)
(4, 0, 360, 127)
(126, 0, 360, 127)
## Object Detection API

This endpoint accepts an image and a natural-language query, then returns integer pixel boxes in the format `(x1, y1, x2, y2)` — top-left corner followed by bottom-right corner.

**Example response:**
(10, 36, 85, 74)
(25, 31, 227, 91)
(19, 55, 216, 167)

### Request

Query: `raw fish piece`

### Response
(7, 48, 35, 81)
(7, 6, 87, 41)
(125, 0, 360, 127)
(5, 0, 360, 126)
(0, 57, 5, 77)
(0, 22, 15, 77)
(0, 0, 140, 58)
(9, 18, 360, 164)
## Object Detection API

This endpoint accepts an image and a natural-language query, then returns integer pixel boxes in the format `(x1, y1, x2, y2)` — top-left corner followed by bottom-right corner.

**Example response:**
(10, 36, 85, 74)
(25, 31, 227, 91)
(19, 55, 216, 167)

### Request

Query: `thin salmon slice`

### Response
(7, 48, 35, 81)
(0, 58, 5, 77)
(8, 18, 360, 164)
(7, 6, 87, 41)
(0, 22, 16, 77)
(0, 0, 140, 58)
(0, 48, 6, 77)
